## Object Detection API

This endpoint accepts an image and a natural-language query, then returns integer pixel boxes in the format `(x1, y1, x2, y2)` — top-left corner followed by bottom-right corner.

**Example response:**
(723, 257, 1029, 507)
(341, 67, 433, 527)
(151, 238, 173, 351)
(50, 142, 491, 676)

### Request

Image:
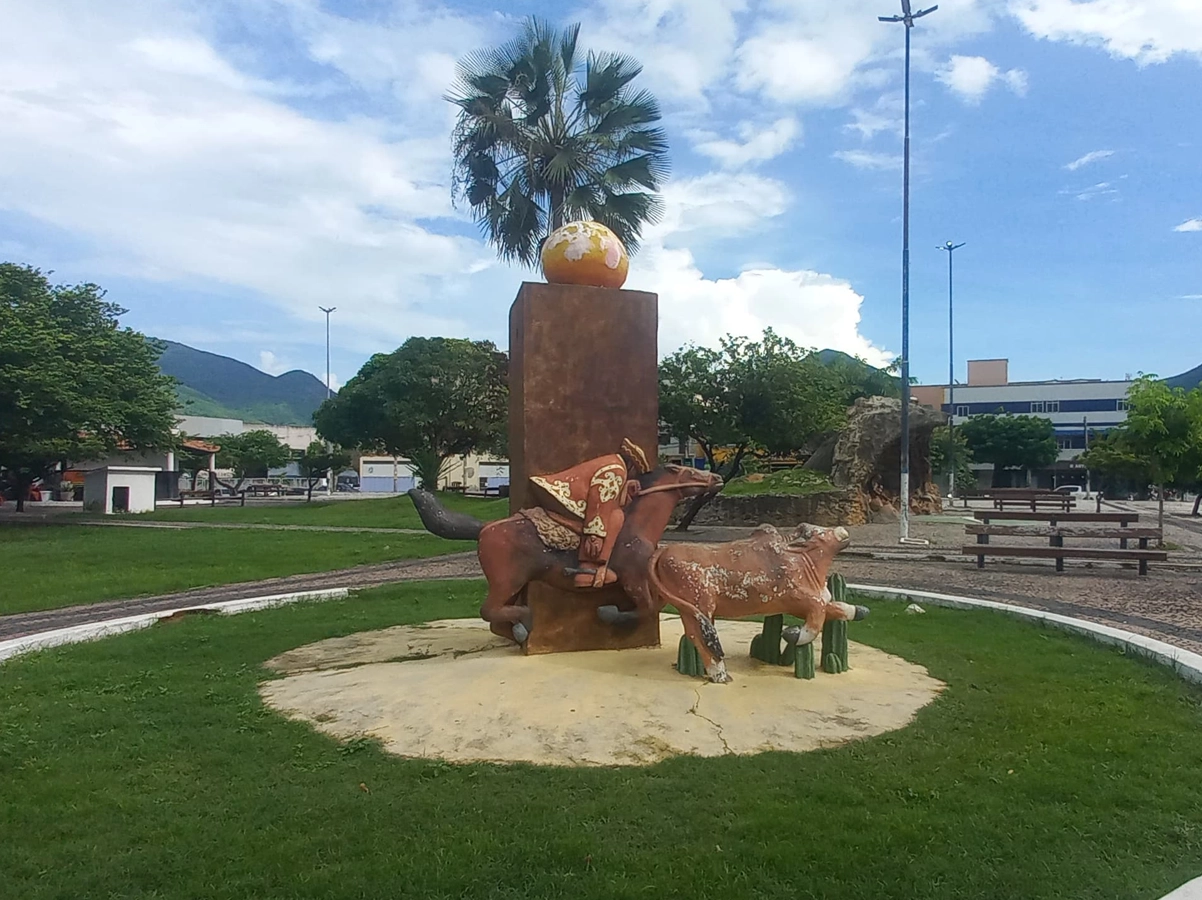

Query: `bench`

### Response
(965, 509, 1165, 574)
(960, 490, 1076, 512)
(962, 544, 1168, 576)
(175, 489, 245, 507)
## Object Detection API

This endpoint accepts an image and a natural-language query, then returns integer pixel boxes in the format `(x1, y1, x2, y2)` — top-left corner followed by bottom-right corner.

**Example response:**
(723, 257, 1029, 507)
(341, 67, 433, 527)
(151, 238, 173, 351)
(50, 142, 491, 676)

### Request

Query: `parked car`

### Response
(1054, 484, 1092, 501)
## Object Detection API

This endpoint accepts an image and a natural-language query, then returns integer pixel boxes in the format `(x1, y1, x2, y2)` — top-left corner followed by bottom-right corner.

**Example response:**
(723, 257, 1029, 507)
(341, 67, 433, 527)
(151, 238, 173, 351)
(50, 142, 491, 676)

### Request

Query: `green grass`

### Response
(724, 467, 836, 496)
(3, 582, 1201, 899)
(0, 525, 462, 615)
(135, 492, 509, 529)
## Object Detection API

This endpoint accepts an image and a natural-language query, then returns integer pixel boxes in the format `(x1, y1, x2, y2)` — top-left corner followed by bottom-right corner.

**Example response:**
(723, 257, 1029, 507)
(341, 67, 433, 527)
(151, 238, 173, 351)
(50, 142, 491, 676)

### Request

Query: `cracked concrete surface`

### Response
(259, 616, 944, 767)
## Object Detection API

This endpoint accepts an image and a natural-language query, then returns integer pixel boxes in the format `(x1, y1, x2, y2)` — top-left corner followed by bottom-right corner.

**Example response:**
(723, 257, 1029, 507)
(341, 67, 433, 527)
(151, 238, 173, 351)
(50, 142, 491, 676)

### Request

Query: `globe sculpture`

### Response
(540, 220, 629, 289)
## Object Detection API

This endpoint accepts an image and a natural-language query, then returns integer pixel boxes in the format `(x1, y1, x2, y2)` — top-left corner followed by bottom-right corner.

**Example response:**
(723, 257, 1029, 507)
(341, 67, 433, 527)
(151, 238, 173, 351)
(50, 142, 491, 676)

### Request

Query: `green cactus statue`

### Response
(750, 615, 786, 664)
(821, 619, 849, 673)
(779, 641, 796, 666)
(676, 635, 704, 677)
(794, 642, 815, 679)
(822, 652, 845, 674)
(828, 572, 847, 603)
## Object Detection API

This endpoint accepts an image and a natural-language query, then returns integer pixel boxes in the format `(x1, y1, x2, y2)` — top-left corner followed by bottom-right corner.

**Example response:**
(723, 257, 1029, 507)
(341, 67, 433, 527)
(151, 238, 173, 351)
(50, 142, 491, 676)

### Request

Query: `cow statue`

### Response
(647, 523, 868, 683)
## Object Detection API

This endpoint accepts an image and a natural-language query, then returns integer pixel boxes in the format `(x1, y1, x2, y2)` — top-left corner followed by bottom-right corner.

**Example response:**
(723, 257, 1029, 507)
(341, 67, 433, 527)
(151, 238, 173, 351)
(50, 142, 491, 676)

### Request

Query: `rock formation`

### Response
(804, 396, 946, 522)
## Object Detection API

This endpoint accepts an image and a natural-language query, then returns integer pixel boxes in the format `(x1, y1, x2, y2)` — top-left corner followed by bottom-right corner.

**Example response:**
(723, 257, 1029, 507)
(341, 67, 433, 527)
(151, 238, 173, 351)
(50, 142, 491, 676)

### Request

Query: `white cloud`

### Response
(259, 350, 290, 376)
(630, 174, 892, 366)
(1060, 181, 1119, 201)
(693, 117, 800, 169)
(844, 95, 904, 140)
(1064, 149, 1115, 170)
(833, 150, 903, 171)
(936, 55, 1029, 103)
(1010, 0, 1202, 64)
(1174, 219, 1202, 233)
(1180, 294, 1202, 300)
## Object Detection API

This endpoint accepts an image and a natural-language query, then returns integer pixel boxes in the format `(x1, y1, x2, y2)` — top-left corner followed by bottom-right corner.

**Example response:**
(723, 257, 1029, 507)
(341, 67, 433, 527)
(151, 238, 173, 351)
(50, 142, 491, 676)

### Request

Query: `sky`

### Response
(0, 0, 1199, 393)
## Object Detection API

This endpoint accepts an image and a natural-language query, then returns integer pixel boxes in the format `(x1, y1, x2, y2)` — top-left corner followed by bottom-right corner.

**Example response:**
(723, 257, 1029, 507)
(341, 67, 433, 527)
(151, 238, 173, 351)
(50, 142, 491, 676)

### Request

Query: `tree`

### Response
(298, 441, 352, 501)
(958, 414, 1059, 487)
(314, 337, 507, 490)
(448, 18, 668, 266)
(929, 425, 976, 495)
(1086, 376, 1202, 532)
(214, 430, 291, 492)
(0, 263, 178, 511)
(659, 329, 850, 530)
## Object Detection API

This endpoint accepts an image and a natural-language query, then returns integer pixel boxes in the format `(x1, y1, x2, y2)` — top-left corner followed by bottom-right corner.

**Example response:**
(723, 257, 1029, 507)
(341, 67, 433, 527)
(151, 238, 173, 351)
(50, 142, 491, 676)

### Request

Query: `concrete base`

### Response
(508, 282, 659, 654)
(260, 616, 944, 767)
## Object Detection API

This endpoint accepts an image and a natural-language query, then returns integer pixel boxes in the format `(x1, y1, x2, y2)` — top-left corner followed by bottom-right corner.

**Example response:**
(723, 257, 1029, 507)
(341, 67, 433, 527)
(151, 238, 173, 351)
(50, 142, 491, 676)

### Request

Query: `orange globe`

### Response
(540, 221, 629, 289)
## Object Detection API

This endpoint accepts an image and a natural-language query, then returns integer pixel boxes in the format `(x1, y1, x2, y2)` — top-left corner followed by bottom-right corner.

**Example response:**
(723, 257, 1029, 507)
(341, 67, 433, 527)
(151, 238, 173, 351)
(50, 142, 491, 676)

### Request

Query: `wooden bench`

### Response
(962, 544, 1167, 575)
(175, 489, 245, 507)
(966, 509, 1165, 574)
(960, 490, 1075, 512)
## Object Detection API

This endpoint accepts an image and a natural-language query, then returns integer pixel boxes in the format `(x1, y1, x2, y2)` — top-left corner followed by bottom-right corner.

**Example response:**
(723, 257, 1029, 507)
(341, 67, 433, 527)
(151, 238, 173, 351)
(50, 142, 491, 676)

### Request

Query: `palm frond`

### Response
(580, 51, 643, 114)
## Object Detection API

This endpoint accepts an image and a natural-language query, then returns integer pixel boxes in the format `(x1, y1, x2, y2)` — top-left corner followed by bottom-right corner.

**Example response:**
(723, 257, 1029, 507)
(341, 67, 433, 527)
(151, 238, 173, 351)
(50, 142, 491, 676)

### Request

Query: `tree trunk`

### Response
(1193, 492, 1201, 517)
(674, 444, 745, 532)
(1158, 482, 1165, 545)
(307, 479, 315, 502)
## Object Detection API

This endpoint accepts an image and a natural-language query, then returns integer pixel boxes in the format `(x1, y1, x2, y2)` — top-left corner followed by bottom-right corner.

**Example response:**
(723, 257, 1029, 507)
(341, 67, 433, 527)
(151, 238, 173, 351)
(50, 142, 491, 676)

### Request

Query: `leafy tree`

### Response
(929, 425, 976, 495)
(298, 441, 352, 502)
(958, 413, 1059, 487)
(448, 18, 668, 266)
(659, 329, 849, 530)
(1084, 376, 1202, 531)
(214, 430, 291, 492)
(0, 263, 178, 511)
(314, 337, 507, 490)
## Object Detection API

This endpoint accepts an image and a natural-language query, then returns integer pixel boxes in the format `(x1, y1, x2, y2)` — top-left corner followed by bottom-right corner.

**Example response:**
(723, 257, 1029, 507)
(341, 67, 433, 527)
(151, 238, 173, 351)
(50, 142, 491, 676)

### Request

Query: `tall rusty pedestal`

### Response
(509, 282, 660, 655)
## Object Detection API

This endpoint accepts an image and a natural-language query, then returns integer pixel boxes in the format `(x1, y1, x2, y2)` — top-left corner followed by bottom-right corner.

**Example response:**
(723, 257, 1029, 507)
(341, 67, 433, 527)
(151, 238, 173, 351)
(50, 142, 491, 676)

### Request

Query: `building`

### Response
(176, 415, 317, 451)
(358, 454, 510, 494)
(915, 359, 1134, 488)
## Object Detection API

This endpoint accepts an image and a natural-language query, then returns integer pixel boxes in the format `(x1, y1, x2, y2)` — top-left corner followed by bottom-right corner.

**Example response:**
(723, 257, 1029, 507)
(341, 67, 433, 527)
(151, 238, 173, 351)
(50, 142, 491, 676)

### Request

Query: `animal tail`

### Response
(406, 489, 484, 541)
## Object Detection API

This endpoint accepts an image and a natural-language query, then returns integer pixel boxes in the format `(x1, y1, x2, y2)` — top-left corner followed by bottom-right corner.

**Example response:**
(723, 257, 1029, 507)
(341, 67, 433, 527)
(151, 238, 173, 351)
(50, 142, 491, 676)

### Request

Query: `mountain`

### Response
(817, 349, 901, 396)
(156, 340, 330, 426)
(1166, 363, 1202, 391)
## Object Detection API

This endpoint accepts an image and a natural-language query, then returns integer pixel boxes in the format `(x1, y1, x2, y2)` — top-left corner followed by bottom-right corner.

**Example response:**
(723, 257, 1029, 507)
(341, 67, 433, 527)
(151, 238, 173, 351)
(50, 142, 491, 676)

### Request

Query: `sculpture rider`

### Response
(527, 437, 651, 588)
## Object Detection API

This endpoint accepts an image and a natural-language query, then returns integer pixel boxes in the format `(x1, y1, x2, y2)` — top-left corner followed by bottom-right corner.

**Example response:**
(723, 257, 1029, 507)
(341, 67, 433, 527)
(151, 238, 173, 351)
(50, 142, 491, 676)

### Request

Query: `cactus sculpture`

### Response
(794, 642, 815, 679)
(821, 573, 851, 674)
(750, 614, 785, 665)
(676, 634, 704, 677)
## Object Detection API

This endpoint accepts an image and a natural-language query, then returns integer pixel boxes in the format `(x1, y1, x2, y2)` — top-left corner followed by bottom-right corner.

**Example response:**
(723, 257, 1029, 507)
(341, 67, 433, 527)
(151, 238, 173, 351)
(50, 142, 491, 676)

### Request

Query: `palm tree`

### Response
(448, 19, 669, 267)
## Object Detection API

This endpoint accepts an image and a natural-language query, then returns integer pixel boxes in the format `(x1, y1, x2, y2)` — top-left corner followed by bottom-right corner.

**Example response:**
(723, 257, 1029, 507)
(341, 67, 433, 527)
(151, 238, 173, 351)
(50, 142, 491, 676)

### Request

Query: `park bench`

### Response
(175, 489, 245, 507)
(963, 510, 1166, 575)
(959, 489, 1076, 512)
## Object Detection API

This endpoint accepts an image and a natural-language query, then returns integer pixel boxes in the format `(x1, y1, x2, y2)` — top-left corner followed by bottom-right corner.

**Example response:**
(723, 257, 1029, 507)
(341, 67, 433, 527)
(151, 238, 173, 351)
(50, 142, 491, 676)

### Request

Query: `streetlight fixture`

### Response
(939, 240, 965, 499)
(879, 0, 937, 545)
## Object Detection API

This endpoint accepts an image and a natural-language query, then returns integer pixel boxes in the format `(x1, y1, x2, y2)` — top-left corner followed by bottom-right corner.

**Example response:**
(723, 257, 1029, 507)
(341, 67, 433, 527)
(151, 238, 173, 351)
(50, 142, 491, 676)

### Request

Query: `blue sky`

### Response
(0, 0, 1198, 392)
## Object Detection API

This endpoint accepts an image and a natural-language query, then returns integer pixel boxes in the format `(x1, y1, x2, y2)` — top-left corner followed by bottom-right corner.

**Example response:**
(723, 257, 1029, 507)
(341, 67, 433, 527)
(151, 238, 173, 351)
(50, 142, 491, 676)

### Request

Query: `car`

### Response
(1054, 484, 1092, 501)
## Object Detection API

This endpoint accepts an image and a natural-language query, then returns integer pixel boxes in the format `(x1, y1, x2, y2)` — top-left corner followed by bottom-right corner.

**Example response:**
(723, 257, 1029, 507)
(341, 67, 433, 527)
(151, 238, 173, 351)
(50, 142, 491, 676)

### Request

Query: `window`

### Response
(1116, 399, 1129, 411)
(954, 405, 969, 417)
(1056, 437, 1073, 450)
(1030, 400, 1060, 414)
(1030, 401, 1045, 413)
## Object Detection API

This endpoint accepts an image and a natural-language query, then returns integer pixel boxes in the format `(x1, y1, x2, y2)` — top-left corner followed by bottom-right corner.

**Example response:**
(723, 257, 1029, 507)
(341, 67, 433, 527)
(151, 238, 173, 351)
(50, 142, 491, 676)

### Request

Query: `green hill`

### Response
(157, 340, 330, 425)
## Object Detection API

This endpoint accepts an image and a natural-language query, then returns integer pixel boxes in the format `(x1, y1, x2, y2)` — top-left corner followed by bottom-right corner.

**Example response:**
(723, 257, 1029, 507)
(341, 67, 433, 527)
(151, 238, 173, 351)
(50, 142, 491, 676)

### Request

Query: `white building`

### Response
(915, 359, 1134, 487)
(176, 415, 317, 451)
(82, 466, 159, 514)
(358, 454, 510, 493)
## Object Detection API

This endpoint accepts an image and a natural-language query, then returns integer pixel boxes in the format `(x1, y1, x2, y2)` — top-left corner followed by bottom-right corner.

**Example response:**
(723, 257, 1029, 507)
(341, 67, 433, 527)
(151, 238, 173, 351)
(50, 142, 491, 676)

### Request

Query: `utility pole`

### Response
(880, 0, 937, 544)
(939, 240, 965, 499)
(318, 306, 336, 495)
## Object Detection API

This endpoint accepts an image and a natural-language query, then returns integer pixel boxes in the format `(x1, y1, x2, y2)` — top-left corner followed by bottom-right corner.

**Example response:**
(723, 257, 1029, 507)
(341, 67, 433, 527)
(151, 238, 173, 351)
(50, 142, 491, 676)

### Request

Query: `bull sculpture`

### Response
(647, 523, 868, 683)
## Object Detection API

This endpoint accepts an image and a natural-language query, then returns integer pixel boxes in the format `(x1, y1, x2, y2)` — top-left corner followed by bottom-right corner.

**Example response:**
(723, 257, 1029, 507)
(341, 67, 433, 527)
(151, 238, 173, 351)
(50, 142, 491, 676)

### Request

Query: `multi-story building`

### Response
(914, 359, 1134, 489)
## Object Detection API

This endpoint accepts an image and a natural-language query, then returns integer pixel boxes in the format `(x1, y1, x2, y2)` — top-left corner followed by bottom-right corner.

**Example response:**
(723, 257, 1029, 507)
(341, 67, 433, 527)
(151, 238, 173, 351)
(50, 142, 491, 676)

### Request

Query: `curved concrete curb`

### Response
(848, 583, 1202, 686)
(0, 588, 349, 664)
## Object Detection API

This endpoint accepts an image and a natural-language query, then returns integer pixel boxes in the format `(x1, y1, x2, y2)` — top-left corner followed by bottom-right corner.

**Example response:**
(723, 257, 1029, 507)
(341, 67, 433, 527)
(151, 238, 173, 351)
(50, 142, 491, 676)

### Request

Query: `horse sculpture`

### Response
(408, 464, 722, 646)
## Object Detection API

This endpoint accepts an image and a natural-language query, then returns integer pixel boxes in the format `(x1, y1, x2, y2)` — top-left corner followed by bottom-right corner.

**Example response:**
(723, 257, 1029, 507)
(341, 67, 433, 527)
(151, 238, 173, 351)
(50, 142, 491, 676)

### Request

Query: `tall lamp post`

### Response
(318, 305, 336, 495)
(939, 240, 965, 498)
(880, 0, 937, 544)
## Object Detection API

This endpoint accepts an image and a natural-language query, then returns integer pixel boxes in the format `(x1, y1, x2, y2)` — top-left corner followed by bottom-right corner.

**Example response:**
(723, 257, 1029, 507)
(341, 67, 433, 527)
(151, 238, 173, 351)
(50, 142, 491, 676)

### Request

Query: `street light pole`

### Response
(939, 240, 965, 499)
(318, 306, 336, 495)
(880, 0, 938, 544)
(318, 306, 336, 399)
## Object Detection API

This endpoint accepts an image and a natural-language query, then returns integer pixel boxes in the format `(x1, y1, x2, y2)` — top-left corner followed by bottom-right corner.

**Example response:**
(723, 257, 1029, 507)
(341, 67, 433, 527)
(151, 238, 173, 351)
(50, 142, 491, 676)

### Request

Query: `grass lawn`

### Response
(136, 492, 509, 529)
(2, 583, 1201, 899)
(0, 525, 462, 615)
(724, 467, 836, 496)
